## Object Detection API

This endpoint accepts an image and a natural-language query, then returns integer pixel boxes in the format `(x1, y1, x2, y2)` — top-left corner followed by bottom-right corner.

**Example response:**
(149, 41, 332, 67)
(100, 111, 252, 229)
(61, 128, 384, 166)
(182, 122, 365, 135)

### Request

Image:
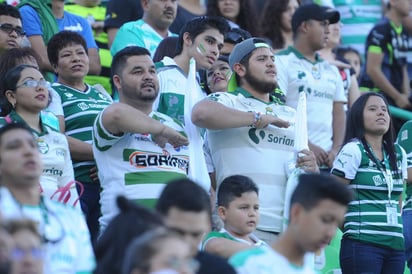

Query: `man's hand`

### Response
(296, 149, 319, 173)
(308, 143, 328, 167)
(152, 125, 189, 148)
(394, 93, 411, 109)
(258, 114, 290, 129)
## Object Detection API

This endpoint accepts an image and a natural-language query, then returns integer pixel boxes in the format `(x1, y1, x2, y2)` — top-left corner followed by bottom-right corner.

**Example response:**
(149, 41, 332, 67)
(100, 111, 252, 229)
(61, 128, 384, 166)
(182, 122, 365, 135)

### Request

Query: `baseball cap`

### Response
(291, 4, 340, 33)
(227, 38, 271, 92)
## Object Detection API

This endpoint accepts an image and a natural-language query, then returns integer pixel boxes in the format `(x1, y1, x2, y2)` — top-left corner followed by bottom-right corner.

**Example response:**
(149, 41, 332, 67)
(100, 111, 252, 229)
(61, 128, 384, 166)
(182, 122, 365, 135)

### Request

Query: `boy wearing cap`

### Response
(229, 173, 353, 274)
(275, 4, 346, 172)
(360, 0, 411, 132)
(192, 37, 318, 244)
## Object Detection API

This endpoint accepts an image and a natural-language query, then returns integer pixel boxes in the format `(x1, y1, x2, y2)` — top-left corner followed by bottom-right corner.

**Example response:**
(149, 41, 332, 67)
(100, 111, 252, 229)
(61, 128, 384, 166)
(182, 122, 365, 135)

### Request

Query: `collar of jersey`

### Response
(233, 87, 277, 104)
(286, 46, 323, 65)
(8, 110, 48, 136)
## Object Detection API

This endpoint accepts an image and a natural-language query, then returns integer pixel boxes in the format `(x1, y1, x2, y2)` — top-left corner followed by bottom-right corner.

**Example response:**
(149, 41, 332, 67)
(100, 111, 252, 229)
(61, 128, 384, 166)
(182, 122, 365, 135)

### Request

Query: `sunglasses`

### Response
(0, 23, 25, 37)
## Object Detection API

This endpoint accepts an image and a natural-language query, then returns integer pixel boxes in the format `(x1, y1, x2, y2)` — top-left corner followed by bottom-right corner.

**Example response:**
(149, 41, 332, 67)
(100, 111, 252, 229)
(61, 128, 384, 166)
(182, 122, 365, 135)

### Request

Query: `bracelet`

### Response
(249, 111, 262, 128)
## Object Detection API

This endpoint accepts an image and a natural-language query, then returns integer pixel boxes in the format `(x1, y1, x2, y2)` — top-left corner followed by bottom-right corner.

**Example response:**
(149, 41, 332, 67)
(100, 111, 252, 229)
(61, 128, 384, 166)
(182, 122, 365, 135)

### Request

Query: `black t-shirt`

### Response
(104, 0, 143, 31)
(195, 251, 236, 274)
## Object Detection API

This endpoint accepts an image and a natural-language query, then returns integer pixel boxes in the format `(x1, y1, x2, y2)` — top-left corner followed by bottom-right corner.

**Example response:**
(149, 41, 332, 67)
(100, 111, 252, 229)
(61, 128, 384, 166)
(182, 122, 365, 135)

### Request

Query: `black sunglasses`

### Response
(0, 23, 25, 37)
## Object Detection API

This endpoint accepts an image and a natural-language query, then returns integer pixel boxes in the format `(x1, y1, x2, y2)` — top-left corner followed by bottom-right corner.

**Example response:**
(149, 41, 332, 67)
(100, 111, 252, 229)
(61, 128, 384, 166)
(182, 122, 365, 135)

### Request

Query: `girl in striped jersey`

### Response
(331, 92, 407, 274)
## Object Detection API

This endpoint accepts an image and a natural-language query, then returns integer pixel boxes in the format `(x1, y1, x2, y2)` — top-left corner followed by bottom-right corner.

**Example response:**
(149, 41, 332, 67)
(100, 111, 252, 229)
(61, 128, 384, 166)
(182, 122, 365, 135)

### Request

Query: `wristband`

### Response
(249, 111, 262, 128)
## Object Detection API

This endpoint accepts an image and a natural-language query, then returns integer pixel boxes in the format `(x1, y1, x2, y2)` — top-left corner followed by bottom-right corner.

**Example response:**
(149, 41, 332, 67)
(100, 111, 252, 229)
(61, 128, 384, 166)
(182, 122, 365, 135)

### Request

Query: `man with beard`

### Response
(110, 0, 178, 56)
(192, 38, 318, 244)
(92, 46, 189, 233)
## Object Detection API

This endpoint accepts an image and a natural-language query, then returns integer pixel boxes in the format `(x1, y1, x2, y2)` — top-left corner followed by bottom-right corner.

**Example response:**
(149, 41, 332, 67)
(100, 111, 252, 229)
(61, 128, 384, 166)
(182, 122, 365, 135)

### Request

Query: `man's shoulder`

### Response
(196, 251, 236, 274)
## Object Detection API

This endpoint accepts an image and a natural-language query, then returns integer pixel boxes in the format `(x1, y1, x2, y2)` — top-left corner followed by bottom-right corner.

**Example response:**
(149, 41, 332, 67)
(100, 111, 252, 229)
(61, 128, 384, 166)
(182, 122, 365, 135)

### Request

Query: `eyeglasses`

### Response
(0, 23, 25, 37)
(16, 80, 51, 89)
(11, 247, 45, 261)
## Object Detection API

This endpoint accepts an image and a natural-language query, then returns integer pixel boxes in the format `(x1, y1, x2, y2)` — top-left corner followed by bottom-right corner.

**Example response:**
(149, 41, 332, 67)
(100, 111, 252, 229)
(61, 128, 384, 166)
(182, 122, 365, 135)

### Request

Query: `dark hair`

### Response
(290, 173, 353, 212)
(94, 196, 164, 274)
(0, 48, 41, 116)
(224, 28, 251, 45)
(175, 16, 230, 55)
(336, 46, 363, 66)
(5, 218, 40, 238)
(206, 0, 258, 36)
(156, 178, 212, 219)
(111, 46, 151, 78)
(260, 0, 300, 49)
(0, 3, 21, 20)
(202, 54, 229, 94)
(0, 64, 39, 116)
(343, 92, 398, 173)
(234, 37, 269, 85)
(0, 122, 33, 146)
(122, 228, 184, 274)
(153, 36, 179, 62)
(217, 175, 258, 207)
(47, 31, 88, 68)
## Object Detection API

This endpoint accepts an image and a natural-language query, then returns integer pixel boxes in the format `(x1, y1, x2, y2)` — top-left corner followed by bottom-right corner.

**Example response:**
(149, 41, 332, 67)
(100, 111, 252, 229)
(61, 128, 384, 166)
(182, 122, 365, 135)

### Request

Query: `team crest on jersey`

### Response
(311, 66, 321, 80)
(78, 102, 90, 111)
(37, 139, 49, 154)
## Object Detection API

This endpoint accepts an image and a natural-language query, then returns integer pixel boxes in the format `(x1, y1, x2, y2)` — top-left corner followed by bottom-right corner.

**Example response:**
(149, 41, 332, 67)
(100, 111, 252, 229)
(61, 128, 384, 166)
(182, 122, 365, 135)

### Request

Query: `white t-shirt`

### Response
(276, 47, 346, 151)
(229, 245, 317, 274)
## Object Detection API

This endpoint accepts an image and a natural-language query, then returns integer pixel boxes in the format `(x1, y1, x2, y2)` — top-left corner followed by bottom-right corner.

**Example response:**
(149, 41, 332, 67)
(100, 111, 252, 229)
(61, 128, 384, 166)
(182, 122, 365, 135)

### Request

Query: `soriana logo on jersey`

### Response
(126, 149, 189, 172)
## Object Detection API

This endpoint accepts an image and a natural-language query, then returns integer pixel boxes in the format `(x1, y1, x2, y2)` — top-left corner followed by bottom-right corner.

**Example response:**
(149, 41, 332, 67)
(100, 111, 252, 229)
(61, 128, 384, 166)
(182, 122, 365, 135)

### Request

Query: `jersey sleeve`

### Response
(366, 23, 387, 54)
(274, 54, 289, 95)
(397, 121, 412, 168)
(331, 141, 362, 180)
(92, 107, 123, 151)
(19, 5, 43, 36)
(331, 65, 347, 103)
(110, 23, 144, 56)
(47, 87, 64, 117)
(206, 92, 237, 108)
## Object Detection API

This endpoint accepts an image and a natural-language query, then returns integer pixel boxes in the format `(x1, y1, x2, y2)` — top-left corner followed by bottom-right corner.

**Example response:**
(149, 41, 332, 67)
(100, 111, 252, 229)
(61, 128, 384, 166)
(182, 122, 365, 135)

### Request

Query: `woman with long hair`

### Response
(0, 64, 80, 209)
(259, 0, 299, 51)
(206, 0, 257, 36)
(331, 92, 407, 273)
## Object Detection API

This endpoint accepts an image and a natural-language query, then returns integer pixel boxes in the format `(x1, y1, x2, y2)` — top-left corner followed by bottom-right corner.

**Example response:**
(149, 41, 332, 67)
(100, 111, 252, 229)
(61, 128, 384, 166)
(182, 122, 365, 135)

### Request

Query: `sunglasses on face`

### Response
(0, 23, 25, 37)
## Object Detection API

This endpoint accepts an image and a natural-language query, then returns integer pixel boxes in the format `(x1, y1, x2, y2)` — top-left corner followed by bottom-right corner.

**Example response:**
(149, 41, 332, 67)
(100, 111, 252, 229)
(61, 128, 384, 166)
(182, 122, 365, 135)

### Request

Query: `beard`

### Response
(244, 71, 277, 94)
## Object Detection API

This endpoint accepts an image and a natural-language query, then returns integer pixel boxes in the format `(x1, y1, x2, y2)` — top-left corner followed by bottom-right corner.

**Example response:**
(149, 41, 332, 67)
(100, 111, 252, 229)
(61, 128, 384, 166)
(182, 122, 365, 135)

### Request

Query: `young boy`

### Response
(229, 173, 353, 274)
(202, 175, 266, 258)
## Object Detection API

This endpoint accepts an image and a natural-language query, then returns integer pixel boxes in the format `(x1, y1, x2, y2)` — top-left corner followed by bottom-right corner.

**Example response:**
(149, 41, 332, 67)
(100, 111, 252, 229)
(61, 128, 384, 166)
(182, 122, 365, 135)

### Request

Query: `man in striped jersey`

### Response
(93, 46, 189, 233)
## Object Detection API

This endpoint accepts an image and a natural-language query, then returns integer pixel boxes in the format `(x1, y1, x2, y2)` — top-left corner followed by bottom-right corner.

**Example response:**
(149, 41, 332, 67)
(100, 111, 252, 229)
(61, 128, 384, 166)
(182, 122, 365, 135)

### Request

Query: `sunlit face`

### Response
(281, 0, 299, 31)
(55, 43, 89, 84)
(164, 207, 211, 255)
(10, 229, 44, 274)
(241, 47, 277, 94)
(218, 191, 259, 240)
(363, 95, 390, 136)
(206, 60, 231, 93)
(148, 237, 196, 274)
(392, 0, 412, 17)
(190, 29, 224, 70)
(217, 0, 240, 22)
(114, 54, 159, 103)
(343, 51, 361, 79)
(292, 199, 346, 252)
(0, 129, 42, 187)
(143, 0, 178, 29)
(306, 20, 330, 50)
(5, 67, 49, 114)
(326, 22, 341, 48)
